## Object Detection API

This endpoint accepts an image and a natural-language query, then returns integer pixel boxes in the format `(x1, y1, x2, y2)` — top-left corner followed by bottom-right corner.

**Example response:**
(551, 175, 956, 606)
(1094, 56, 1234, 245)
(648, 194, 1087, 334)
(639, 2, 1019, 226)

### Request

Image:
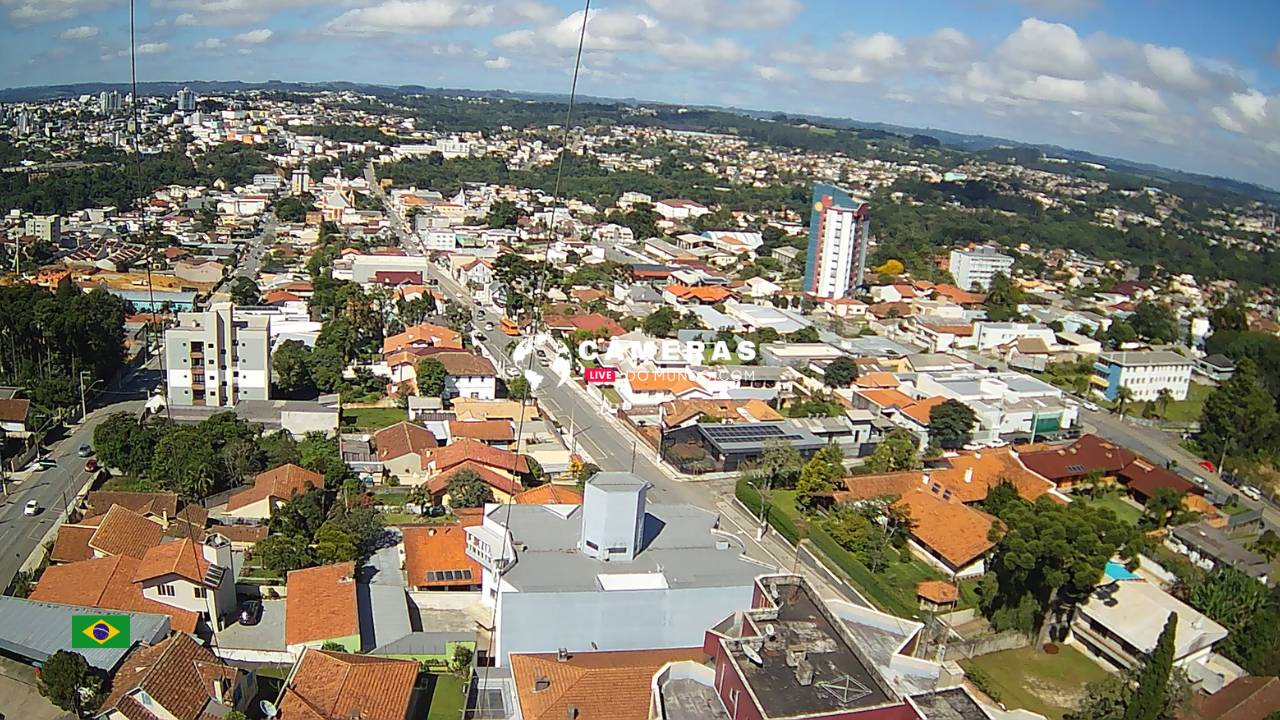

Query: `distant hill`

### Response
(2, 79, 1273, 201)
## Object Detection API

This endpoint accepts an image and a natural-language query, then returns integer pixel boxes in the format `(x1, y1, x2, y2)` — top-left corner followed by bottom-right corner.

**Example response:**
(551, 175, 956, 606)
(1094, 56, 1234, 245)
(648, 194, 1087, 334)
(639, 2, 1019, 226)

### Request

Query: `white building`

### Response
(973, 322, 1057, 353)
(164, 302, 271, 407)
(1093, 350, 1194, 402)
(804, 183, 870, 299)
(464, 472, 767, 665)
(948, 246, 1015, 291)
(135, 536, 236, 630)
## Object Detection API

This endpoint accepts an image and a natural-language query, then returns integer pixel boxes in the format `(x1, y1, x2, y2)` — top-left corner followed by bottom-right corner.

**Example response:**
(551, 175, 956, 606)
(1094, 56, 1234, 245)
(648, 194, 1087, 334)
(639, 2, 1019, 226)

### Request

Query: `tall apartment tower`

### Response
(803, 182, 871, 299)
(948, 246, 1015, 291)
(164, 303, 271, 407)
(176, 87, 196, 112)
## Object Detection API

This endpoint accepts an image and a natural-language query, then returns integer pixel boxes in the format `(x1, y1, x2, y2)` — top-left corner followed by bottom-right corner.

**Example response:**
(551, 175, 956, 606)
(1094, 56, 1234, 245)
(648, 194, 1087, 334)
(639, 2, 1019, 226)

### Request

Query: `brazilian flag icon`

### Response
(72, 615, 130, 649)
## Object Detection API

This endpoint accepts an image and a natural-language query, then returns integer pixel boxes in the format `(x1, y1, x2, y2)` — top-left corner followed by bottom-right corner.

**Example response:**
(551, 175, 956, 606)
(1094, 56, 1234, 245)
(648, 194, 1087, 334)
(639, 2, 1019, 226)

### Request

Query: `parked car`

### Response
(1082, 401, 1101, 412)
(1241, 485, 1263, 501)
(426, 505, 448, 518)
(986, 439, 1009, 448)
(84, 458, 99, 473)
(23, 500, 39, 516)
(484, 321, 495, 331)
(77, 444, 93, 458)
(239, 600, 263, 626)
(33, 458, 57, 471)
(1198, 460, 1217, 473)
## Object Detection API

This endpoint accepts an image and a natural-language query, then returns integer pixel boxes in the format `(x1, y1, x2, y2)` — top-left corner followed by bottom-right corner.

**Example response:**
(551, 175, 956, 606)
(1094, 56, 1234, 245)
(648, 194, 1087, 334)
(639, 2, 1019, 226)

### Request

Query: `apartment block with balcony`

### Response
(1093, 350, 1193, 402)
(165, 302, 271, 407)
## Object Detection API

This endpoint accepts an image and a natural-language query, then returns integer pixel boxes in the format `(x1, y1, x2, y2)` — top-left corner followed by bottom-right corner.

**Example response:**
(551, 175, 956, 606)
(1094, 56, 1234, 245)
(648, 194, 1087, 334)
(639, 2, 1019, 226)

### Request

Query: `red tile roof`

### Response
(916, 580, 959, 604)
(85, 491, 179, 519)
(374, 421, 438, 462)
(285, 562, 359, 646)
(514, 484, 584, 505)
(427, 460, 523, 497)
(895, 490, 997, 569)
(50, 524, 97, 563)
(133, 539, 214, 586)
(277, 649, 418, 720)
(98, 634, 238, 720)
(29, 555, 200, 633)
(435, 351, 497, 377)
(226, 464, 325, 513)
(88, 505, 167, 560)
(0, 398, 30, 423)
(382, 322, 463, 354)
(424, 438, 529, 475)
(448, 419, 515, 443)
(511, 648, 706, 720)
(1017, 434, 1137, 480)
(662, 284, 734, 303)
(1117, 458, 1200, 499)
(402, 525, 480, 589)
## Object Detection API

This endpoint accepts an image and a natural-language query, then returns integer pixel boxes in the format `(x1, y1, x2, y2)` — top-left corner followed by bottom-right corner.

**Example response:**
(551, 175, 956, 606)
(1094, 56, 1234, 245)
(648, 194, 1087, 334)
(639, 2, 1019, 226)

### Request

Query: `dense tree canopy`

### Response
(928, 400, 978, 450)
(446, 469, 494, 508)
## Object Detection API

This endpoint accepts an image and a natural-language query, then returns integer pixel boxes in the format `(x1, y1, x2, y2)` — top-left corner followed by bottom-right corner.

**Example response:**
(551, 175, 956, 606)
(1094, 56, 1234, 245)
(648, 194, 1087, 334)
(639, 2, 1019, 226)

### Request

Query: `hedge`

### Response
(735, 479, 802, 545)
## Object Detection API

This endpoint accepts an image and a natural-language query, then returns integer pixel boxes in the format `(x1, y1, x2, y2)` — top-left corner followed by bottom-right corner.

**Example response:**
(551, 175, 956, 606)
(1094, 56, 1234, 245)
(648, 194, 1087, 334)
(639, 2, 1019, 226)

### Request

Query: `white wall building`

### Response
(949, 247, 1015, 291)
(804, 183, 870, 300)
(164, 302, 271, 407)
(1093, 350, 1194, 402)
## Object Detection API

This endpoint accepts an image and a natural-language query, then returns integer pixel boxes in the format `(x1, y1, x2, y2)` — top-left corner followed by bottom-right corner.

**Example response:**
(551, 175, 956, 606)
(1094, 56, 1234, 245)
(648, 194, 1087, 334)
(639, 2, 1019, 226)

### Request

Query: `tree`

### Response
(446, 469, 493, 508)
(1103, 319, 1138, 349)
(983, 273, 1024, 322)
(1186, 566, 1279, 675)
(93, 412, 169, 477)
(230, 277, 261, 306)
(314, 522, 358, 565)
(823, 356, 859, 388)
(416, 357, 448, 397)
(1252, 529, 1280, 562)
(1068, 666, 1190, 720)
(505, 375, 531, 400)
(978, 492, 1141, 639)
(1155, 388, 1174, 418)
(865, 428, 921, 473)
(822, 505, 876, 556)
(486, 200, 524, 229)
(274, 195, 311, 222)
(788, 326, 821, 343)
(38, 650, 103, 714)
(224, 712, 249, 720)
(151, 426, 223, 500)
(1130, 302, 1180, 344)
(1140, 487, 1188, 530)
(1124, 614, 1177, 720)
(795, 444, 845, 508)
(299, 432, 349, 488)
(928, 400, 978, 450)
(450, 643, 475, 674)
(1198, 359, 1277, 461)
(643, 306, 679, 337)
(1209, 302, 1248, 333)
(254, 533, 315, 573)
(272, 340, 315, 397)
(752, 438, 803, 490)
(1115, 386, 1136, 416)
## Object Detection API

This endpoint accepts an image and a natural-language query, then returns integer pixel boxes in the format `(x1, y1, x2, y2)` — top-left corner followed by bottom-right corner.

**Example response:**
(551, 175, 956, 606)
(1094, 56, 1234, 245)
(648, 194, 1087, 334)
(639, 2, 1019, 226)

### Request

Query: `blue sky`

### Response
(4, 0, 1279, 187)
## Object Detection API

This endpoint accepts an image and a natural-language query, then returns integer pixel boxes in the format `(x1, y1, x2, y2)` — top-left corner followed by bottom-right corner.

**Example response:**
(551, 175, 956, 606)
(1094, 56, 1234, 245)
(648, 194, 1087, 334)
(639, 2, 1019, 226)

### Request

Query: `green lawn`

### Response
(960, 645, 1109, 720)
(342, 406, 407, 429)
(1123, 382, 1211, 422)
(1221, 502, 1253, 517)
(1077, 493, 1143, 526)
(426, 673, 468, 720)
(97, 474, 155, 492)
(601, 386, 623, 406)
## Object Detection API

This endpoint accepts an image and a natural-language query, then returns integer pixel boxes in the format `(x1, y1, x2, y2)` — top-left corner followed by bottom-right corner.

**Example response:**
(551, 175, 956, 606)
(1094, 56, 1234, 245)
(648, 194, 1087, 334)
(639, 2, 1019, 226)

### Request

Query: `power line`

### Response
(471, 1, 592, 711)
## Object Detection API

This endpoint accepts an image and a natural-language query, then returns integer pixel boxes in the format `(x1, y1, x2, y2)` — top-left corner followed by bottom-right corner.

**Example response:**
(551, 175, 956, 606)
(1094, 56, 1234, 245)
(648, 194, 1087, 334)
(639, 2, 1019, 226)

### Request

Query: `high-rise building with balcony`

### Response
(164, 303, 271, 406)
(803, 183, 870, 299)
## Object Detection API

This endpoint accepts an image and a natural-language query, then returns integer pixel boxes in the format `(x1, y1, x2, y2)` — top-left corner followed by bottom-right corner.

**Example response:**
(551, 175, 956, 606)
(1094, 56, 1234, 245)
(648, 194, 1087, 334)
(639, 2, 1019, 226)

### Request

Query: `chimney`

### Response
(211, 679, 224, 704)
(964, 468, 973, 484)
(785, 646, 806, 668)
(921, 472, 930, 485)
(566, 704, 579, 720)
(557, 647, 570, 662)
(428, 528, 436, 537)
(975, 451, 982, 459)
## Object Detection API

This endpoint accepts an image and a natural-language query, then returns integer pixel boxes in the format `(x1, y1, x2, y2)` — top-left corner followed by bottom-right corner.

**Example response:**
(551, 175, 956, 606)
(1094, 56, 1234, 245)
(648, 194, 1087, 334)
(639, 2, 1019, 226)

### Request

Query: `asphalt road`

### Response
(0, 362, 159, 591)
(235, 217, 276, 281)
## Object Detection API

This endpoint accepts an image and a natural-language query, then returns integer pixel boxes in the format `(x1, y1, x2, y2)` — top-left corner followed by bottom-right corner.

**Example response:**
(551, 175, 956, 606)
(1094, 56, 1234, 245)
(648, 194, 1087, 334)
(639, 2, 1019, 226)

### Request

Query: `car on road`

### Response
(1241, 485, 1263, 501)
(23, 500, 39, 516)
(1198, 459, 1217, 472)
(33, 457, 57, 471)
(986, 438, 1009, 448)
(239, 600, 263, 626)
(84, 458, 99, 473)
(77, 444, 93, 457)
(485, 321, 495, 331)
(1082, 401, 1101, 412)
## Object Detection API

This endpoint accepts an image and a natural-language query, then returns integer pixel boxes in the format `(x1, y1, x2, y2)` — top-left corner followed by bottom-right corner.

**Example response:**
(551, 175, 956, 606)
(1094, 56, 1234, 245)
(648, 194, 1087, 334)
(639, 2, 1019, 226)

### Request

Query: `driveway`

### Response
(0, 657, 76, 720)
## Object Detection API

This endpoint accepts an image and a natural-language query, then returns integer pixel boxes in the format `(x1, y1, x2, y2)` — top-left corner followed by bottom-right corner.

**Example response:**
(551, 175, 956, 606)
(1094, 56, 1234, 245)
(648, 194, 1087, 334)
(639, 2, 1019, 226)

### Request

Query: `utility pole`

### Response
(78, 370, 91, 420)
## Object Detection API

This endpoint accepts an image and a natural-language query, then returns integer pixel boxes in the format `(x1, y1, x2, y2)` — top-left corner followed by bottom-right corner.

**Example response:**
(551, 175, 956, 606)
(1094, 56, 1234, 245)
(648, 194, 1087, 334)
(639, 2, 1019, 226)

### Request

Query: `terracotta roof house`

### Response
(662, 284, 735, 305)
(1190, 676, 1280, 720)
(1018, 434, 1137, 490)
(1117, 458, 1201, 503)
(658, 398, 782, 429)
(49, 524, 97, 563)
(436, 351, 498, 401)
(382, 322, 463, 355)
(543, 312, 626, 337)
(97, 633, 248, 720)
(83, 491, 180, 522)
(424, 438, 529, 477)
(510, 648, 706, 720)
(29, 555, 201, 633)
(87, 505, 167, 560)
(448, 419, 515, 447)
(224, 464, 324, 520)
(285, 562, 360, 651)
(894, 490, 998, 576)
(916, 580, 959, 608)
(0, 397, 30, 431)
(513, 484, 584, 505)
(373, 421, 439, 483)
(277, 648, 419, 720)
(426, 459, 524, 504)
(402, 525, 480, 591)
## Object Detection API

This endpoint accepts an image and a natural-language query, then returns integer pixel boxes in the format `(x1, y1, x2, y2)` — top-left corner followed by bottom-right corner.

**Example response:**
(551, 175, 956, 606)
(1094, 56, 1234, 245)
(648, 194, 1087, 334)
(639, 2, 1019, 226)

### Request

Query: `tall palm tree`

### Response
(1155, 387, 1174, 418)
(1116, 386, 1135, 416)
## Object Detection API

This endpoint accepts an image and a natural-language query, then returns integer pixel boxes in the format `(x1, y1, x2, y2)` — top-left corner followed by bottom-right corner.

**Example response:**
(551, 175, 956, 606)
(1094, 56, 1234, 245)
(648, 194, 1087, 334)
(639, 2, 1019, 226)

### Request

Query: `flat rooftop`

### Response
(909, 687, 992, 720)
(729, 584, 893, 717)
(662, 678, 730, 720)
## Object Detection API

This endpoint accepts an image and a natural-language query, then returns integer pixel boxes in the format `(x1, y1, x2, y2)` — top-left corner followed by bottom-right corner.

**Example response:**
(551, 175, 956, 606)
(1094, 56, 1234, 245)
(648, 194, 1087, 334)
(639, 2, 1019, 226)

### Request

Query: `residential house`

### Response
(1072, 577, 1227, 672)
(133, 537, 236, 631)
(30, 553, 206, 634)
(447, 419, 515, 448)
(94, 633, 251, 720)
(663, 284, 735, 306)
(661, 420, 828, 474)
(1190, 676, 1280, 720)
(402, 525, 481, 592)
(285, 562, 361, 653)
(223, 464, 323, 521)
(511, 648, 706, 720)
(1195, 354, 1236, 382)
(374, 422, 440, 484)
(654, 198, 710, 221)
(382, 322, 463, 355)
(1166, 522, 1271, 583)
(513, 484, 584, 505)
(422, 439, 527, 504)
(276, 648, 419, 720)
(436, 351, 498, 400)
(85, 505, 167, 560)
(1018, 434, 1136, 492)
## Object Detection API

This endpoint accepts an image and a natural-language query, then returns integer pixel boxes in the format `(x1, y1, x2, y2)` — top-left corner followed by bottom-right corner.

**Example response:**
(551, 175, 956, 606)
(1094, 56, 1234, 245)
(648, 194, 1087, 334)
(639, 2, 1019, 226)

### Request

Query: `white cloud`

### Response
(234, 28, 273, 43)
(641, 0, 801, 31)
(196, 37, 226, 49)
(174, 12, 198, 25)
(851, 32, 904, 63)
(484, 55, 511, 69)
(153, 0, 330, 27)
(326, 0, 497, 35)
(655, 36, 749, 68)
(753, 64, 788, 82)
(997, 18, 1097, 80)
(136, 42, 169, 55)
(3, 0, 117, 25)
(1142, 44, 1207, 92)
(1231, 89, 1268, 124)
(58, 24, 98, 40)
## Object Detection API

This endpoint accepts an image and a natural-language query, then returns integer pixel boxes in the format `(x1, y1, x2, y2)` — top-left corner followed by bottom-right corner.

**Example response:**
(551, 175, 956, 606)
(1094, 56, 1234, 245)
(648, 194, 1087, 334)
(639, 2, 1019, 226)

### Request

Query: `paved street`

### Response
(0, 361, 159, 591)
(235, 217, 276, 281)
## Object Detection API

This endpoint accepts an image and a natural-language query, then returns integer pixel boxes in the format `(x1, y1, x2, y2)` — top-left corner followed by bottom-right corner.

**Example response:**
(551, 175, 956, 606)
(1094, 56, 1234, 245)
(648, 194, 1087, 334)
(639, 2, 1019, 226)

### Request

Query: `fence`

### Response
(944, 630, 1030, 660)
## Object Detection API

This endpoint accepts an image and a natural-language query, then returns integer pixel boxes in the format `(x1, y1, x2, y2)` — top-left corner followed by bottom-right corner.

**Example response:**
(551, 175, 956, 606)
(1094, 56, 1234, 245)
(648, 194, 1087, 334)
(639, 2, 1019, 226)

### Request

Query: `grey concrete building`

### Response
(465, 472, 771, 665)
(164, 302, 271, 407)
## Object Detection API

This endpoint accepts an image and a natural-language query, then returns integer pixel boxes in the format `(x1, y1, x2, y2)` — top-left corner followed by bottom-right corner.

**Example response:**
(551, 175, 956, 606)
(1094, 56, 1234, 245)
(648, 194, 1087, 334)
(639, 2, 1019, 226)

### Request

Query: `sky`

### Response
(3, 0, 1279, 187)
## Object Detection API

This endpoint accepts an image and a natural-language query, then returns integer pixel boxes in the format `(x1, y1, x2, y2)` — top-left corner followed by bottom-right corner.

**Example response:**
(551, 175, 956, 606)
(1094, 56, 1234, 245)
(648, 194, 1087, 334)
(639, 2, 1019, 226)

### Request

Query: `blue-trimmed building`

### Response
(803, 182, 870, 299)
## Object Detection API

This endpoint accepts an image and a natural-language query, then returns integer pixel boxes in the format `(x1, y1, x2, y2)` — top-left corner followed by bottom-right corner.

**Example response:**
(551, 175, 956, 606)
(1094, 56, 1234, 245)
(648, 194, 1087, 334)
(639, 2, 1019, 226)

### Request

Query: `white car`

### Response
(986, 439, 1009, 448)
(23, 500, 39, 516)
(1241, 485, 1263, 502)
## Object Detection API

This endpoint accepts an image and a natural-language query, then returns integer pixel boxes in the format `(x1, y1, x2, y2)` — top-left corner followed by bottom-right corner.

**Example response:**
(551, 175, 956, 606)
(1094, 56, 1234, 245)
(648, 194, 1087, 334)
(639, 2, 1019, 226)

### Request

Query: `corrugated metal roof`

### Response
(0, 596, 170, 671)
